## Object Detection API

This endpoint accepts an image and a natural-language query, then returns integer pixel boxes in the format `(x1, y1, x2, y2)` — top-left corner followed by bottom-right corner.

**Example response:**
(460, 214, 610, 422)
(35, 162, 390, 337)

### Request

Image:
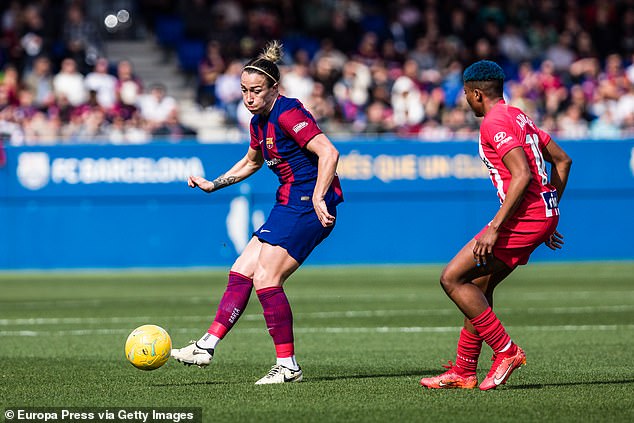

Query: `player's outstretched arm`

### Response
(188, 147, 264, 193)
(305, 133, 339, 227)
(542, 138, 572, 201)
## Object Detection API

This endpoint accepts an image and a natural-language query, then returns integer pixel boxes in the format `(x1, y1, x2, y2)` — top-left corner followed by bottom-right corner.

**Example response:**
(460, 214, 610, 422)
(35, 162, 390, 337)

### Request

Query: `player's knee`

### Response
(439, 270, 459, 295)
(252, 266, 284, 290)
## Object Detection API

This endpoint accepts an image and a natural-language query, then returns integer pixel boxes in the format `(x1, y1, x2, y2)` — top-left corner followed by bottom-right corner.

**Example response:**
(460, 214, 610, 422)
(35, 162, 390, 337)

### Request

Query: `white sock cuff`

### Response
(197, 333, 220, 349)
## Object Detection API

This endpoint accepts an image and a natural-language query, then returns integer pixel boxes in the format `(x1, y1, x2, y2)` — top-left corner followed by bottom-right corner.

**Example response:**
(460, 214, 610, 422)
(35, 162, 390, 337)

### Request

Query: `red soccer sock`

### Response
(207, 271, 253, 339)
(256, 286, 294, 356)
(454, 328, 483, 376)
(470, 307, 516, 355)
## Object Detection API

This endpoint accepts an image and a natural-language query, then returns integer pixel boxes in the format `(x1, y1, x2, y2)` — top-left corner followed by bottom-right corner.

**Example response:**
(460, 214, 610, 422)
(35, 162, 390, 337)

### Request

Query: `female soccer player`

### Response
(171, 41, 343, 384)
(420, 60, 572, 390)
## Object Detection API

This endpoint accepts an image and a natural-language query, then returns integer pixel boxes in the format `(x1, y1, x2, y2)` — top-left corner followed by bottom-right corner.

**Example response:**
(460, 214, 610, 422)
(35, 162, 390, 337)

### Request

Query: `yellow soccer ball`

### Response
(124, 324, 172, 370)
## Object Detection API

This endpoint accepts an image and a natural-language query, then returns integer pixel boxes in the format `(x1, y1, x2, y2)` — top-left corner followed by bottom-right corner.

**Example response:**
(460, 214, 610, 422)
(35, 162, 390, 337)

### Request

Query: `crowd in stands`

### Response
(0, 0, 196, 145)
(1, 0, 634, 145)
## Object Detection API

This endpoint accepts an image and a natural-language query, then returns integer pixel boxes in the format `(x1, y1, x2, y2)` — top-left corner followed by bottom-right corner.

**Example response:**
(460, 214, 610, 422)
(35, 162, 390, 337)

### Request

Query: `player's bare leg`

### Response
(421, 268, 510, 389)
(440, 239, 525, 390)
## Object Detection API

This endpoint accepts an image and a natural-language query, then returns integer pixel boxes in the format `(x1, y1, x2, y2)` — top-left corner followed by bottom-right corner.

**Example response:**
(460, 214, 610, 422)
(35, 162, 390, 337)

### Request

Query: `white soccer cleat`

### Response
(255, 364, 303, 385)
(170, 341, 213, 367)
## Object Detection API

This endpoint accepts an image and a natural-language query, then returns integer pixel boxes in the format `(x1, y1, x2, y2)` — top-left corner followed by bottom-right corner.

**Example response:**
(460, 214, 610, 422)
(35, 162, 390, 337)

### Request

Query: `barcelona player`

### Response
(420, 60, 572, 390)
(171, 41, 343, 384)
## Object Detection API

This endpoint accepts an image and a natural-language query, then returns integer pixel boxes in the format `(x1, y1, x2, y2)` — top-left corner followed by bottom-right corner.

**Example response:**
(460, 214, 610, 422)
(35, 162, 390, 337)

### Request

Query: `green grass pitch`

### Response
(1, 263, 633, 422)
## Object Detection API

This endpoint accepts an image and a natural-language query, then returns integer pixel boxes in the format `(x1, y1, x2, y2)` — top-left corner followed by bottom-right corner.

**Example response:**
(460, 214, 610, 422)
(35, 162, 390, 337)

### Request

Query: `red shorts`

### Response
(475, 215, 559, 269)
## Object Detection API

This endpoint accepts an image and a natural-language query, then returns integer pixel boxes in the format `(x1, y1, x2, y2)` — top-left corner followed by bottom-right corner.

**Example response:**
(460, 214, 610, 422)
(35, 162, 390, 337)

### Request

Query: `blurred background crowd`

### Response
(1, 0, 634, 146)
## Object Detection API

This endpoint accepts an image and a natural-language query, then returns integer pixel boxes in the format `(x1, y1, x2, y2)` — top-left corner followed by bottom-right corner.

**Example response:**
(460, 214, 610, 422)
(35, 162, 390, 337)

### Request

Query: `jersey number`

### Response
(525, 134, 548, 185)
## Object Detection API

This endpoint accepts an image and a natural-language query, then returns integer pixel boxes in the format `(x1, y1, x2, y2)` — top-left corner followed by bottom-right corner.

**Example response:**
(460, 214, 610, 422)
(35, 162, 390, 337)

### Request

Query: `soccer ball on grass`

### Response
(124, 324, 172, 370)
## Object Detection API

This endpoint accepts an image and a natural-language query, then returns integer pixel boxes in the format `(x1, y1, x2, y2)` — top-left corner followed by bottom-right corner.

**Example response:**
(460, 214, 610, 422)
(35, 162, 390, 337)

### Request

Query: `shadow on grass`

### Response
(508, 379, 634, 390)
(308, 369, 428, 382)
(152, 380, 230, 387)
(153, 370, 429, 386)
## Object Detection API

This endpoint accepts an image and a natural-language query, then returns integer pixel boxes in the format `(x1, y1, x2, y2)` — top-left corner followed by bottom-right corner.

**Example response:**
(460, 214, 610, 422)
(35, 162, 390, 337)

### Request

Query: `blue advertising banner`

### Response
(1, 139, 633, 269)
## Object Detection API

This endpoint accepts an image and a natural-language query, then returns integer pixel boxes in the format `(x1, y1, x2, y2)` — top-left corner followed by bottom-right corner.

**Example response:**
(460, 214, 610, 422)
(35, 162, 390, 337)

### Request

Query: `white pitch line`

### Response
(6, 290, 633, 309)
(1, 324, 633, 337)
(1, 304, 633, 327)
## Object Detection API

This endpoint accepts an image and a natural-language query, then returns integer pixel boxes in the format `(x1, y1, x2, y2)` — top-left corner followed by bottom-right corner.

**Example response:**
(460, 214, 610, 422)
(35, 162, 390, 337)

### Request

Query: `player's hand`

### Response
(188, 175, 214, 193)
(473, 226, 498, 267)
(545, 230, 564, 250)
(313, 197, 335, 227)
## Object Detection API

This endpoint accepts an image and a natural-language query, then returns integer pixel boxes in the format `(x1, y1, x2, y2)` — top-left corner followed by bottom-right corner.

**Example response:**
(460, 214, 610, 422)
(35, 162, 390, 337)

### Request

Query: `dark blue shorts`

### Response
(253, 204, 337, 264)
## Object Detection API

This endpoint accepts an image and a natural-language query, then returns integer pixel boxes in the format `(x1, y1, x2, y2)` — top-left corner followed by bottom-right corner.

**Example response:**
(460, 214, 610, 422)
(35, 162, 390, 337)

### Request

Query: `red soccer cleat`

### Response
(420, 361, 478, 389)
(479, 345, 526, 391)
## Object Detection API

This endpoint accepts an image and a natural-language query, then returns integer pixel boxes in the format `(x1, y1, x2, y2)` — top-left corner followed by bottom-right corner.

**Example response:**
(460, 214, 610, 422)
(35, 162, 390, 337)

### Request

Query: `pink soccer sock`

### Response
(207, 271, 253, 339)
(454, 328, 483, 376)
(256, 286, 294, 357)
(470, 307, 515, 355)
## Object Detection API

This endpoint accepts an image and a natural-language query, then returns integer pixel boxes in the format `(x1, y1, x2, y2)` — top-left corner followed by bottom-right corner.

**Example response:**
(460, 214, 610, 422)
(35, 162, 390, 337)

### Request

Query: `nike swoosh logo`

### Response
(493, 362, 514, 385)
(260, 229, 271, 233)
(283, 371, 300, 382)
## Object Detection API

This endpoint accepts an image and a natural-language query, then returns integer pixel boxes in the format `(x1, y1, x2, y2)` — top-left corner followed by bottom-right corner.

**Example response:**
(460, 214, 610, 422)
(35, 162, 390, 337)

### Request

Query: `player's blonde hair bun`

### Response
(259, 40, 283, 64)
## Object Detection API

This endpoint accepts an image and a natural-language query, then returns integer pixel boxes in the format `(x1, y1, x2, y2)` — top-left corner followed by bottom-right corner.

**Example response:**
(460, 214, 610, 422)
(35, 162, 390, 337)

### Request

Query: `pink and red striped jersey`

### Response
(479, 100, 559, 218)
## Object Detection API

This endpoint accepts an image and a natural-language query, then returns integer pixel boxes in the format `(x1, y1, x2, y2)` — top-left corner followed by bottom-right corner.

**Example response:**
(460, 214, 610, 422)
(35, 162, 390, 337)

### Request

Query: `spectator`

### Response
(304, 82, 336, 127)
(151, 110, 197, 141)
(22, 55, 55, 109)
(196, 40, 226, 108)
(53, 58, 86, 107)
(589, 108, 620, 139)
(215, 59, 243, 124)
(282, 50, 314, 104)
(312, 38, 347, 74)
(62, 4, 102, 73)
(558, 104, 589, 139)
(1, 64, 20, 106)
(391, 71, 424, 133)
(18, 5, 48, 72)
(544, 31, 577, 74)
(363, 100, 394, 134)
(84, 58, 117, 110)
(408, 36, 437, 71)
(498, 24, 532, 64)
(114, 60, 143, 120)
(137, 83, 177, 132)
(333, 59, 371, 125)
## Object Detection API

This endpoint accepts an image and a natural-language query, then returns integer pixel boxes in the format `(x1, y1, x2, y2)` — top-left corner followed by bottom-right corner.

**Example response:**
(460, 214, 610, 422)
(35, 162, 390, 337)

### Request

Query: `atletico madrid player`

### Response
(420, 60, 572, 390)
(171, 41, 343, 384)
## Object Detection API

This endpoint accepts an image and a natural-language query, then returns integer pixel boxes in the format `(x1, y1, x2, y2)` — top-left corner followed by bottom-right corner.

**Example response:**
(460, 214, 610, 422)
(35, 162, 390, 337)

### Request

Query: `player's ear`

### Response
(473, 88, 482, 101)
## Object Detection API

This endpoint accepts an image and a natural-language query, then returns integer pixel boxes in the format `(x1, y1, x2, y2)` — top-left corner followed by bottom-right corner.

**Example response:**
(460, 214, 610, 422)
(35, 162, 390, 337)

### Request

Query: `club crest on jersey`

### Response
(266, 137, 274, 149)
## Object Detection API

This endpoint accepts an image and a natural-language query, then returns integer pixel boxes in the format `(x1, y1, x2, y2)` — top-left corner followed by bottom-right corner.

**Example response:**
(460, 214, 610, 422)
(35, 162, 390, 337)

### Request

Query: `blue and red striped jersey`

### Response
(249, 96, 344, 207)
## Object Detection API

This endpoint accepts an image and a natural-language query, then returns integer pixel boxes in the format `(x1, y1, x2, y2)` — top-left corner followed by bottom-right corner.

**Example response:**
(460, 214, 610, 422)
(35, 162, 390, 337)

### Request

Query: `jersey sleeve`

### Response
(249, 119, 260, 150)
(278, 107, 322, 148)
(536, 126, 552, 149)
(481, 114, 523, 158)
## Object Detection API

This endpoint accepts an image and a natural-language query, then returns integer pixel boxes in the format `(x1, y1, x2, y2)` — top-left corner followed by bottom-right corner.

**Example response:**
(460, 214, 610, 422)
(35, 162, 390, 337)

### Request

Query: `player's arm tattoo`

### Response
(210, 174, 237, 192)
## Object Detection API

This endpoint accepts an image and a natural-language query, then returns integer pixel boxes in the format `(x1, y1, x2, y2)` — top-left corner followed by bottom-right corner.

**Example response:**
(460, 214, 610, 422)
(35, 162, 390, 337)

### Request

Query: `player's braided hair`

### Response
(243, 40, 283, 87)
(463, 60, 505, 98)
